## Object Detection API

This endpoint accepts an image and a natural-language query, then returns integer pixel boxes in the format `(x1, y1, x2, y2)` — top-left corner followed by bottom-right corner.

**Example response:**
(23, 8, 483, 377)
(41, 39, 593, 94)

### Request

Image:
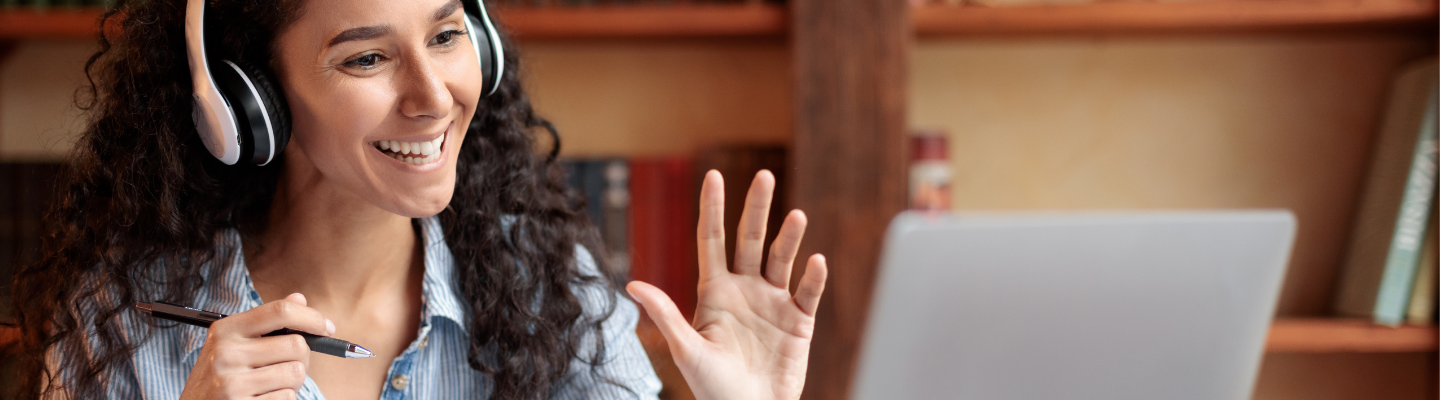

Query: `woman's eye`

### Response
(343, 53, 383, 69)
(431, 29, 466, 47)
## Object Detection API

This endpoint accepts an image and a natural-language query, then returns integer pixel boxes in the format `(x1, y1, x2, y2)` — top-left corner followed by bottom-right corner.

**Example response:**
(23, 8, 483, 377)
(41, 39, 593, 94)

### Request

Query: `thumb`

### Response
(285, 292, 307, 306)
(626, 281, 702, 352)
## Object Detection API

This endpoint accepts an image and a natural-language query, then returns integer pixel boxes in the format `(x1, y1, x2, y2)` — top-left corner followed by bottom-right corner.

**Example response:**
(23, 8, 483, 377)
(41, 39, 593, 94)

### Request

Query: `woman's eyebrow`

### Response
(328, 25, 391, 48)
(434, 0, 463, 22)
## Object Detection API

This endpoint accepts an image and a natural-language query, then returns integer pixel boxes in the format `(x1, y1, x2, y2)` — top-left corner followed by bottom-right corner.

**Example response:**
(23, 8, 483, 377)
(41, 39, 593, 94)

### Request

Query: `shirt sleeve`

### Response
(548, 245, 663, 400)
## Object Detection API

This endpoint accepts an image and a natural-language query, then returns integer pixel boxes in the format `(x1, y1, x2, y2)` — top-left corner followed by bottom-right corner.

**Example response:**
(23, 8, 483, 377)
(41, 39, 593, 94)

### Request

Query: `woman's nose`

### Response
(396, 54, 454, 120)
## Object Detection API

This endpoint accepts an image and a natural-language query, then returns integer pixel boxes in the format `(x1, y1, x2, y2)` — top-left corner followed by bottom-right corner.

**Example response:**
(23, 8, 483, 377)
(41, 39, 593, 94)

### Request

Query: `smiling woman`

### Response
(8, 0, 826, 399)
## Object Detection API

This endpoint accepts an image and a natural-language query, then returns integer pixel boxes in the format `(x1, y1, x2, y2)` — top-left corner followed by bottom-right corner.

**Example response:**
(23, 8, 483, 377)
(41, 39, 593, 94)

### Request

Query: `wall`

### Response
(0, 40, 93, 161)
(909, 32, 1435, 400)
(522, 38, 791, 157)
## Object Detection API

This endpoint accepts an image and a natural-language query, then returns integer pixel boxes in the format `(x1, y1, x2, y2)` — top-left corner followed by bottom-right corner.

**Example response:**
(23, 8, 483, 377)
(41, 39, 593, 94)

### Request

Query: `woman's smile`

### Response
(371, 126, 447, 166)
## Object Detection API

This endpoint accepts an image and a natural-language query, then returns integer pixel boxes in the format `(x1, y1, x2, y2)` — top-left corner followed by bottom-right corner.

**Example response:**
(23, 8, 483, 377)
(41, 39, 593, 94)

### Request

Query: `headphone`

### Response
(184, 0, 505, 166)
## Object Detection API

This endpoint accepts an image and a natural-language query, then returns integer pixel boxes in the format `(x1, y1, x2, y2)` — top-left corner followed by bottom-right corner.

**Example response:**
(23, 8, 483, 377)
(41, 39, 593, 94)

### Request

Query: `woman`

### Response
(11, 0, 828, 398)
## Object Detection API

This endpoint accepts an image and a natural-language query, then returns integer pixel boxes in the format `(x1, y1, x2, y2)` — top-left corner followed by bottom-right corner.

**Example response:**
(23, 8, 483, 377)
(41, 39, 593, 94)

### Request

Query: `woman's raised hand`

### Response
(180, 293, 333, 400)
(626, 170, 828, 400)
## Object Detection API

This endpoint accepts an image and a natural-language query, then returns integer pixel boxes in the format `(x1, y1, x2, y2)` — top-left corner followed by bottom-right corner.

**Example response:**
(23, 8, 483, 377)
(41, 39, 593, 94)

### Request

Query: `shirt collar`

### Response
(417, 215, 469, 335)
(182, 217, 471, 361)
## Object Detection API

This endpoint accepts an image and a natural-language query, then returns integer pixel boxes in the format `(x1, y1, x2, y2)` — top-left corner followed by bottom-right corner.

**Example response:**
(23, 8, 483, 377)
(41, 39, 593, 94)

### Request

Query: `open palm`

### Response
(627, 170, 828, 400)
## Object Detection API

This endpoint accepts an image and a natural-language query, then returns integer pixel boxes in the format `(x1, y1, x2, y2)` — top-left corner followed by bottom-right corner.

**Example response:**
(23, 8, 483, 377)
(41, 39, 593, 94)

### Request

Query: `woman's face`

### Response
(272, 0, 482, 217)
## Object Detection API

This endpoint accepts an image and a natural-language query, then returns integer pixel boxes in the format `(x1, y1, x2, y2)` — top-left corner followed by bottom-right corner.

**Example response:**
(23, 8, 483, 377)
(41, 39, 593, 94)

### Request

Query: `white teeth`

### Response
(373, 132, 446, 165)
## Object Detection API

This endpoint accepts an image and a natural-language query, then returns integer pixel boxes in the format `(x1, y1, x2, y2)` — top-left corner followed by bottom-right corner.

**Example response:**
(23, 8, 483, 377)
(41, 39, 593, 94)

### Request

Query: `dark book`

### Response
(696, 145, 788, 283)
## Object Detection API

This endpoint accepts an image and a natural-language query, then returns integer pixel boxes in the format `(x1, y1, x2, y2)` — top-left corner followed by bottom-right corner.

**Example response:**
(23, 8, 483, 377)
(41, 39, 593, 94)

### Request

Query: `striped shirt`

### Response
(55, 216, 662, 399)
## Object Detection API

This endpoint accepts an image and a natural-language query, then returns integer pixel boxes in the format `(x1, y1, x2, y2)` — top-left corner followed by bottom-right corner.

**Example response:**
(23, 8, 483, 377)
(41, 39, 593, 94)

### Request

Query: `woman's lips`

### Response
(373, 132, 445, 166)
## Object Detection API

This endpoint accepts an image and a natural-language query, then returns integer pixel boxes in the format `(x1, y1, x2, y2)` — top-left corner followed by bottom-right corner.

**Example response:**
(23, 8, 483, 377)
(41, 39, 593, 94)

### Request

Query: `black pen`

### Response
(135, 301, 374, 359)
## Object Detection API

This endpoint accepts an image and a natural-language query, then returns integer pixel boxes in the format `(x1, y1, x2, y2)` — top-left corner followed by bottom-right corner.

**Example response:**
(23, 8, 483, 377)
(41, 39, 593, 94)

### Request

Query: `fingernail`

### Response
(325, 319, 336, 335)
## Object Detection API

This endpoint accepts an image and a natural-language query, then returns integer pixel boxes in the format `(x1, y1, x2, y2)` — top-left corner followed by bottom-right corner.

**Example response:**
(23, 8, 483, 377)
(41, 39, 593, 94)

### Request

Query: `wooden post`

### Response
(790, 1, 910, 399)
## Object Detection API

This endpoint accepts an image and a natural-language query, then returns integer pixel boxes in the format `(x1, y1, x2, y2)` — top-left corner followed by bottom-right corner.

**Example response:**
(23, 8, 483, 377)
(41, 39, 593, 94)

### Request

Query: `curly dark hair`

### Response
(9, 0, 622, 398)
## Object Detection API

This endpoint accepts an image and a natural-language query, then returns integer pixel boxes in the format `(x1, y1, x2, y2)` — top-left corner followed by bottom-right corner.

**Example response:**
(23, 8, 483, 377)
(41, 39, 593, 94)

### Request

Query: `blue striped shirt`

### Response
(53, 216, 662, 399)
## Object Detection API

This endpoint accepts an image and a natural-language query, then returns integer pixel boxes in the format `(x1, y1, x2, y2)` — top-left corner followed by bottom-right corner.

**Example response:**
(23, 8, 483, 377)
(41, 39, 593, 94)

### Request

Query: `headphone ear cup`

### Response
(467, 14, 496, 95)
(232, 59, 292, 164)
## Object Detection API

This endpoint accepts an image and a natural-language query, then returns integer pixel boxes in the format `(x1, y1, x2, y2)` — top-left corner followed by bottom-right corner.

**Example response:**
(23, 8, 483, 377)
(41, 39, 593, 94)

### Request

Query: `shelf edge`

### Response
(1266, 318, 1439, 353)
(914, 0, 1440, 36)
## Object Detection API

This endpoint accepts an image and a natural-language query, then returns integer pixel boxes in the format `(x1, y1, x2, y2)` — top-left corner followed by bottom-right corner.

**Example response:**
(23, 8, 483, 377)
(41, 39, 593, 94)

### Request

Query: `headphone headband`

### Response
(185, 0, 243, 165)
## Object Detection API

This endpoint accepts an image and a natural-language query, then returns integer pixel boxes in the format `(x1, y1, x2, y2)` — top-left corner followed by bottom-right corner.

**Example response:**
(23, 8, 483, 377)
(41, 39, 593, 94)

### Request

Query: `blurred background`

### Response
(0, 0, 1437, 399)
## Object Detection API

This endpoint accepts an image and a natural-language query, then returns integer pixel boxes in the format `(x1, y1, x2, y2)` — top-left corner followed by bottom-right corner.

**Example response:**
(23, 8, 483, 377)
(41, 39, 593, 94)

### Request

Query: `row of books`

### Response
(1333, 57, 1438, 326)
(561, 146, 787, 319)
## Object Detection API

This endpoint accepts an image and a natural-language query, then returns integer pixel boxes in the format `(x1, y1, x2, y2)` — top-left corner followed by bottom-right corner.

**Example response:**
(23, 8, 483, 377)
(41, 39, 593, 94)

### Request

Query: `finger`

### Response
(239, 334, 313, 369)
(696, 170, 728, 282)
(733, 170, 776, 277)
(765, 210, 807, 289)
(626, 281, 703, 354)
(237, 361, 307, 396)
(255, 389, 299, 400)
(214, 294, 333, 339)
(793, 254, 828, 316)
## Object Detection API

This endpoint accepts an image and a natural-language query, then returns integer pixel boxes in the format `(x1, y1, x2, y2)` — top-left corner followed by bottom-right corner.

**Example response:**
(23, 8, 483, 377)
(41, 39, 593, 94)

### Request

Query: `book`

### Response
(560, 158, 630, 276)
(696, 146, 788, 280)
(601, 160, 631, 277)
(1333, 57, 1440, 326)
(629, 157, 698, 319)
(1405, 201, 1437, 325)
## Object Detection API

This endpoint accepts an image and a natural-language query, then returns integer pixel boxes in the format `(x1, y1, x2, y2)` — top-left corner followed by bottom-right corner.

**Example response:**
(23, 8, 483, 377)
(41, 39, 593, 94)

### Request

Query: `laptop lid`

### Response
(851, 211, 1295, 400)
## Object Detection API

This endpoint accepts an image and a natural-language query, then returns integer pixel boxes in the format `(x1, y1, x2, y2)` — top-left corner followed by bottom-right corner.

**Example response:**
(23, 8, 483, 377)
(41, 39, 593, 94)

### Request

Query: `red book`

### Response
(628, 157, 698, 319)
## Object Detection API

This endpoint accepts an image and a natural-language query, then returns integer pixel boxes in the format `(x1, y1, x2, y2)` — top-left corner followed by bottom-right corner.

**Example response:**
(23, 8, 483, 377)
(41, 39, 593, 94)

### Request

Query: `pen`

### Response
(135, 301, 374, 359)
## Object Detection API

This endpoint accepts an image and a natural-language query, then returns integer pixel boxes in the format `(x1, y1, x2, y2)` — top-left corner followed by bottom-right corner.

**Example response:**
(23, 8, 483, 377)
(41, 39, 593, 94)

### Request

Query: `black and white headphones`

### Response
(184, 0, 505, 165)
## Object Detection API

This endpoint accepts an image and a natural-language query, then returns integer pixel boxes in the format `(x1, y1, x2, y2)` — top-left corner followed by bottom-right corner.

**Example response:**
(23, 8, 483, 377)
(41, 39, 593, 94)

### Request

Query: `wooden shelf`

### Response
(914, 0, 1439, 36)
(1266, 318, 1439, 353)
(0, 4, 788, 41)
(0, 9, 106, 39)
(494, 4, 787, 39)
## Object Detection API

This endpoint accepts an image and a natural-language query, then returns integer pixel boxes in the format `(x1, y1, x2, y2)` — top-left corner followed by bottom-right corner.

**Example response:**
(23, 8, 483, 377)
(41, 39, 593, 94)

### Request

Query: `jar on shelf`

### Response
(909, 130, 951, 211)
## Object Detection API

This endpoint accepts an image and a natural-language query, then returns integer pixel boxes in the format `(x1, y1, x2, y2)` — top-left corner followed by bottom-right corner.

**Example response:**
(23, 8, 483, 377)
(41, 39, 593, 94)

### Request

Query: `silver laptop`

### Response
(851, 211, 1295, 400)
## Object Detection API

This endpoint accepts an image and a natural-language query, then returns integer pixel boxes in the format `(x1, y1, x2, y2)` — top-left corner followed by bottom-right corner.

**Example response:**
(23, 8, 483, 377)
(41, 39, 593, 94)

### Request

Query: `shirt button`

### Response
(390, 374, 409, 391)
(420, 335, 429, 349)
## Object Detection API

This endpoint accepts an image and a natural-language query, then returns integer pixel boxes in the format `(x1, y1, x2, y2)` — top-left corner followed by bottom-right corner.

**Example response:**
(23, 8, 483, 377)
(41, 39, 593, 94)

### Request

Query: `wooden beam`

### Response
(790, 0, 910, 399)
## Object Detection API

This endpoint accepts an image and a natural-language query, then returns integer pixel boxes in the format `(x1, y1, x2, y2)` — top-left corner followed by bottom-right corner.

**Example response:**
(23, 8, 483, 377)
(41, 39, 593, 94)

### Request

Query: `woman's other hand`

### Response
(179, 293, 334, 400)
(627, 170, 829, 400)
